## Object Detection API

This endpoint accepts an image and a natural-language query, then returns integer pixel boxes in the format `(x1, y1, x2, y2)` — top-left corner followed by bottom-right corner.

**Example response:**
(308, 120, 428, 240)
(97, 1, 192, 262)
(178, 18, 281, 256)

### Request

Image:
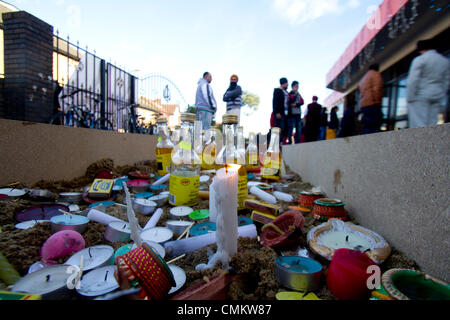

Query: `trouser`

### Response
(361, 104, 382, 134)
(408, 99, 442, 129)
(227, 108, 241, 124)
(318, 126, 327, 140)
(285, 116, 302, 144)
(196, 109, 215, 130)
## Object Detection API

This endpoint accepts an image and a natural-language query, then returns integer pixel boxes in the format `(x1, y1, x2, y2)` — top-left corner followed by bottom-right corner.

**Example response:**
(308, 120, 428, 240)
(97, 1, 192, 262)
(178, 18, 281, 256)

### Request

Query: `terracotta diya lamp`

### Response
(327, 248, 377, 300)
(95, 169, 113, 179)
(15, 204, 70, 222)
(312, 198, 347, 221)
(260, 211, 305, 249)
(0, 194, 8, 201)
(307, 219, 391, 264)
(374, 269, 450, 300)
(115, 243, 176, 300)
(299, 190, 323, 208)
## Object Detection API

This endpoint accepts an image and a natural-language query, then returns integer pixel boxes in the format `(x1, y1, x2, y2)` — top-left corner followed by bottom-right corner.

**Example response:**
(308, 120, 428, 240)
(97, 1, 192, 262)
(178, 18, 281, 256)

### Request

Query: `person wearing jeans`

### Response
(272, 78, 289, 141)
(195, 72, 217, 130)
(286, 81, 304, 144)
(359, 64, 384, 134)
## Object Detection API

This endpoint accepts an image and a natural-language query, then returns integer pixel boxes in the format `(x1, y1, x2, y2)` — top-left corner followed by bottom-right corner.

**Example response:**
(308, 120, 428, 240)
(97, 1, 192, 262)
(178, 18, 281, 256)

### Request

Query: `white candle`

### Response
(200, 175, 210, 183)
(250, 186, 277, 205)
(76, 266, 119, 297)
(164, 224, 257, 258)
(152, 173, 170, 186)
(144, 208, 164, 229)
(169, 206, 193, 220)
(273, 191, 294, 202)
(168, 265, 186, 295)
(12, 265, 73, 296)
(65, 245, 114, 272)
(0, 188, 26, 197)
(87, 209, 126, 226)
(140, 227, 174, 244)
(15, 220, 47, 230)
(318, 231, 372, 251)
(209, 179, 217, 223)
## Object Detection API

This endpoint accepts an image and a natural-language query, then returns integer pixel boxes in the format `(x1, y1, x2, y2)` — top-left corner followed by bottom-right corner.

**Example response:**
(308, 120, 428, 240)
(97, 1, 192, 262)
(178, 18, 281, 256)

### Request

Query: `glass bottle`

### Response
(169, 113, 200, 206)
(246, 132, 259, 171)
(156, 116, 174, 177)
(216, 114, 248, 210)
(261, 127, 282, 181)
(202, 126, 219, 171)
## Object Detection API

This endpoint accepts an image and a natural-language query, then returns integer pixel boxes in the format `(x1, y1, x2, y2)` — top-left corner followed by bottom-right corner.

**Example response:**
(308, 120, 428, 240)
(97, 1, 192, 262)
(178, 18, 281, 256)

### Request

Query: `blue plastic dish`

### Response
(134, 192, 154, 199)
(247, 173, 255, 180)
(238, 217, 253, 227)
(190, 222, 216, 237)
(150, 184, 167, 191)
(114, 178, 130, 187)
(89, 201, 116, 209)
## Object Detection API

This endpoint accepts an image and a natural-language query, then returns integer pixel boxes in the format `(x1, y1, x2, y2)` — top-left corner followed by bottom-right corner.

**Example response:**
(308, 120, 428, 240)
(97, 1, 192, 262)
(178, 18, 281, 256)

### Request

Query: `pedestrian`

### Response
(223, 74, 243, 124)
(195, 72, 217, 130)
(327, 106, 339, 140)
(272, 78, 289, 142)
(407, 39, 450, 128)
(285, 81, 304, 144)
(303, 96, 322, 142)
(359, 63, 384, 134)
(318, 107, 328, 141)
(338, 95, 357, 138)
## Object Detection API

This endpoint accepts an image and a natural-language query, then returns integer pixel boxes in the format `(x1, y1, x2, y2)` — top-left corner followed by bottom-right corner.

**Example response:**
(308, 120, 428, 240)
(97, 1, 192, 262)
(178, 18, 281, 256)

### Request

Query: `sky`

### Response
(6, 0, 383, 135)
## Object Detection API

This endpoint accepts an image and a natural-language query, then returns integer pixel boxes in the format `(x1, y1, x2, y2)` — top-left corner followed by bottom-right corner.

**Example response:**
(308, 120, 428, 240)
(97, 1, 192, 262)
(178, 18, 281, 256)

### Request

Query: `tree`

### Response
(241, 91, 260, 116)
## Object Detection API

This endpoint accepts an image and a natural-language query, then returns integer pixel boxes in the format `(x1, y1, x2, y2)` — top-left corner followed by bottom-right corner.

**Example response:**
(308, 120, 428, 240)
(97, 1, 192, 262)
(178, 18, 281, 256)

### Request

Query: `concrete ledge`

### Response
(0, 119, 157, 185)
(283, 124, 450, 282)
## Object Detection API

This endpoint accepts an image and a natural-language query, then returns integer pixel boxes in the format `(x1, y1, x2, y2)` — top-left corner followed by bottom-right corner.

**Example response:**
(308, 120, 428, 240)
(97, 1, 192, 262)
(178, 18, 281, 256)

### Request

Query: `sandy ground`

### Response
(0, 159, 420, 299)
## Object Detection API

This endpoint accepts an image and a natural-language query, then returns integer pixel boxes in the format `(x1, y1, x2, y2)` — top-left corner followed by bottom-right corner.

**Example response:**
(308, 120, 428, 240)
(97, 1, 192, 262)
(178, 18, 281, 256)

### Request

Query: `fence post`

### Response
(100, 59, 106, 128)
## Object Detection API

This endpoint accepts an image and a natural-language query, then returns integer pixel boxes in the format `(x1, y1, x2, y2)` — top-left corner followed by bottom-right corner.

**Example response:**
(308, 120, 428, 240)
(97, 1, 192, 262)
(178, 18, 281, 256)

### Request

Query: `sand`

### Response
(0, 159, 420, 300)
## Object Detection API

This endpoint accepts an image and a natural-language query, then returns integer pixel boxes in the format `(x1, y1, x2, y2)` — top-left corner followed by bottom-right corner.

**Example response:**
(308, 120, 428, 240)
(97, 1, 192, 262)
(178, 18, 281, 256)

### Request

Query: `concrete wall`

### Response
(0, 119, 157, 185)
(283, 124, 450, 282)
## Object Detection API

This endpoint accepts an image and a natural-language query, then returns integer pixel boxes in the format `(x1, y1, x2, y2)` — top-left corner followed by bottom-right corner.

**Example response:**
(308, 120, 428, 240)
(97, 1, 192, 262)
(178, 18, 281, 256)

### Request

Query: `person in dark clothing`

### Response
(338, 95, 357, 138)
(327, 106, 339, 139)
(318, 107, 328, 141)
(303, 96, 322, 142)
(272, 78, 289, 139)
(285, 81, 304, 144)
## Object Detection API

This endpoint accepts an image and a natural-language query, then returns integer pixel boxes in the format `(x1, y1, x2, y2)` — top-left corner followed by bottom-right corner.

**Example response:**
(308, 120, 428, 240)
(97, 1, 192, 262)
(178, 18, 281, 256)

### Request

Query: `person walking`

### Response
(359, 63, 384, 134)
(223, 74, 243, 124)
(285, 81, 304, 144)
(407, 39, 450, 128)
(195, 72, 217, 130)
(272, 78, 289, 142)
(303, 96, 322, 142)
(327, 106, 339, 140)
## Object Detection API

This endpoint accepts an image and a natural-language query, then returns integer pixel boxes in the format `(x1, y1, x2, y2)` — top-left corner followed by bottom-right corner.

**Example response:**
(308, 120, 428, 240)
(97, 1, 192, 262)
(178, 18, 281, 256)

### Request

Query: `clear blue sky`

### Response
(6, 0, 383, 135)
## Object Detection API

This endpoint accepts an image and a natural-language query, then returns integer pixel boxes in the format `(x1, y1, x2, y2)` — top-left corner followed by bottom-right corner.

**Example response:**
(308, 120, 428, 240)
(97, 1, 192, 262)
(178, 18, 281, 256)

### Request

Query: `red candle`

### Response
(326, 249, 377, 300)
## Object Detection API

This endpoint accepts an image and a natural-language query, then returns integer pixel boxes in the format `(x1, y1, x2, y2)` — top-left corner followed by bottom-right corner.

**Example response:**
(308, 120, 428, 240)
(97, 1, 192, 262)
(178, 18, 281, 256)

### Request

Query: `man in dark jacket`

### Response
(223, 74, 243, 124)
(303, 96, 322, 142)
(272, 78, 289, 137)
(285, 81, 304, 144)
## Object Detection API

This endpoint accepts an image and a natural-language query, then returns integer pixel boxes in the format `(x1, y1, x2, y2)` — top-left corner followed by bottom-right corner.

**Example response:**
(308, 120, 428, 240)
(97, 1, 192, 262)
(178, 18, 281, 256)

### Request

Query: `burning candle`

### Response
(76, 266, 119, 297)
(140, 227, 174, 244)
(65, 245, 114, 273)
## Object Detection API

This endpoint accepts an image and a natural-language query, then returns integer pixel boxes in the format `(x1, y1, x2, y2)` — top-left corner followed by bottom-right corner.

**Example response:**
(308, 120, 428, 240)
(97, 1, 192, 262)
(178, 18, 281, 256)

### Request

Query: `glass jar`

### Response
(202, 126, 219, 171)
(169, 113, 200, 206)
(246, 132, 259, 170)
(261, 127, 282, 181)
(156, 116, 174, 177)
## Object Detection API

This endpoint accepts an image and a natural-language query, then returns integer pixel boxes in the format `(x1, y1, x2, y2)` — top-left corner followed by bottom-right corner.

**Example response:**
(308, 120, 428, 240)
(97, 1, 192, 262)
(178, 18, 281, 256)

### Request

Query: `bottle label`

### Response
(156, 148, 173, 176)
(169, 175, 199, 206)
(238, 168, 248, 210)
(262, 158, 281, 181)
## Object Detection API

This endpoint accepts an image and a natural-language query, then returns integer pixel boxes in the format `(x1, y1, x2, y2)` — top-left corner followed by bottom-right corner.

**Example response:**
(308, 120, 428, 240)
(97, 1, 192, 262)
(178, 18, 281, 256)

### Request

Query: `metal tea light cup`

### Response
(275, 256, 323, 292)
(104, 222, 131, 243)
(50, 214, 90, 234)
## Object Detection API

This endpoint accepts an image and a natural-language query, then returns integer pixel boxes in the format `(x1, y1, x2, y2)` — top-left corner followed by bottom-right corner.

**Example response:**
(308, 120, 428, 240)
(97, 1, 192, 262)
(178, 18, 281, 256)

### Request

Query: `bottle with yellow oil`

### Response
(216, 114, 248, 210)
(156, 116, 174, 177)
(261, 127, 282, 182)
(169, 113, 200, 207)
(246, 132, 259, 171)
(201, 126, 219, 171)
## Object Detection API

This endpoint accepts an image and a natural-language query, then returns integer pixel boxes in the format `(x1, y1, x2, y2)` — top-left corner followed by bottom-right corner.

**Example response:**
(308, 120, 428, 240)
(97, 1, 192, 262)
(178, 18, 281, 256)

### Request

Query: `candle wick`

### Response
(46, 275, 50, 282)
(105, 271, 109, 282)
(88, 248, 92, 258)
(346, 235, 349, 242)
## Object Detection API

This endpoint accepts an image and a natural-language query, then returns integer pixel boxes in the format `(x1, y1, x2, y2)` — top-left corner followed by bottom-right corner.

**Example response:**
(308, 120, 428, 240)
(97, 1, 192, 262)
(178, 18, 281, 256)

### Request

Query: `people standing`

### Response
(318, 107, 328, 141)
(223, 74, 243, 124)
(359, 63, 384, 134)
(195, 72, 217, 130)
(272, 78, 289, 142)
(407, 39, 450, 129)
(303, 96, 322, 142)
(338, 95, 357, 138)
(327, 106, 339, 140)
(285, 81, 304, 144)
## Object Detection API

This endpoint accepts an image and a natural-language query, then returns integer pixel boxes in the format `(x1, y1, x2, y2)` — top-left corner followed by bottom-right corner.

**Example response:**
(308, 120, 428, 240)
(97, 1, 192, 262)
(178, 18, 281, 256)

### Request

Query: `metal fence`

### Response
(53, 31, 137, 132)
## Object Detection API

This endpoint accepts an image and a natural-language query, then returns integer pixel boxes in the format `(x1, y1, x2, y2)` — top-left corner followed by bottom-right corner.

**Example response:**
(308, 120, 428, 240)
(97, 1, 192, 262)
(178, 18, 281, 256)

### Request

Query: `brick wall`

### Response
(1, 11, 54, 122)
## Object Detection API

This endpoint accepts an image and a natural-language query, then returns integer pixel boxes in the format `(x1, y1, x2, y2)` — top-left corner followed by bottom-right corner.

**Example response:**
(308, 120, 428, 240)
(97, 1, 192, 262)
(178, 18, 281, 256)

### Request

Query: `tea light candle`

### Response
(87, 209, 126, 226)
(169, 206, 194, 220)
(104, 222, 131, 243)
(149, 194, 169, 207)
(76, 266, 119, 297)
(0, 188, 26, 198)
(318, 231, 372, 252)
(12, 265, 74, 298)
(250, 186, 277, 205)
(15, 220, 47, 230)
(168, 265, 186, 295)
(50, 214, 90, 234)
(140, 227, 174, 244)
(200, 175, 210, 183)
(65, 245, 114, 272)
(166, 220, 194, 237)
(131, 241, 166, 258)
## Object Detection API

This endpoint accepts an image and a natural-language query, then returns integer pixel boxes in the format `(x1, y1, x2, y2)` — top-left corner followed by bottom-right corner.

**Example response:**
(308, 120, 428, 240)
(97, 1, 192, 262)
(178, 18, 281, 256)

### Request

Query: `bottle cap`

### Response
(181, 113, 196, 123)
(157, 116, 167, 124)
(222, 114, 238, 124)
